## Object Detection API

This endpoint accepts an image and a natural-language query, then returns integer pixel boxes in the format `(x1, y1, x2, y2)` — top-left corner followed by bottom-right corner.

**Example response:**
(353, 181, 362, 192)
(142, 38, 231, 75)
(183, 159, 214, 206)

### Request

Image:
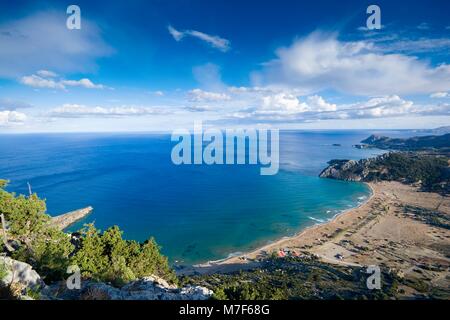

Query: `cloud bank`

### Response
(0, 111, 27, 126)
(49, 104, 168, 118)
(254, 32, 450, 96)
(20, 71, 107, 90)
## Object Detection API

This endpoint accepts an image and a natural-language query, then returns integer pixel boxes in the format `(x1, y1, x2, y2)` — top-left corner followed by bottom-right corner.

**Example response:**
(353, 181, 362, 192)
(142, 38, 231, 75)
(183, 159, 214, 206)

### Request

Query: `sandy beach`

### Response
(182, 181, 450, 292)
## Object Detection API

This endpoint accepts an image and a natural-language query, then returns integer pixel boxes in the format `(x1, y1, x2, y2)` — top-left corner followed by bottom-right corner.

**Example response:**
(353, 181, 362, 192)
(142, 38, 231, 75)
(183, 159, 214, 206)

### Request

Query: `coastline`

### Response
(179, 182, 375, 274)
(180, 180, 450, 288)
(204, 182, 374, 265)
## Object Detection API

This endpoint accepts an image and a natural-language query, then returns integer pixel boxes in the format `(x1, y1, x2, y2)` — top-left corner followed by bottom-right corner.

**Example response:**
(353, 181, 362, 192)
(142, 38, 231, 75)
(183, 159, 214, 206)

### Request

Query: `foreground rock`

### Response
(0, 256, 45, 299)
(44, 275, 213, 300)
(1, 256, 212, 300)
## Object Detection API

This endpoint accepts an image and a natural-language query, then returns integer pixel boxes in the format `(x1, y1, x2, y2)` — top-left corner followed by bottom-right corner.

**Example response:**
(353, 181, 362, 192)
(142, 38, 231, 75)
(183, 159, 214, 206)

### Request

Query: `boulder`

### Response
(44, 274, 213, 300)
(0, 256, 44, 289)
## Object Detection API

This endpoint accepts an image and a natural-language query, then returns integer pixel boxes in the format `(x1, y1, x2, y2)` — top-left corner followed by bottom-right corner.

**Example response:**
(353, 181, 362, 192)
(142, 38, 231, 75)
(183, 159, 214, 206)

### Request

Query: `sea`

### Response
(0, 130, 408, 264)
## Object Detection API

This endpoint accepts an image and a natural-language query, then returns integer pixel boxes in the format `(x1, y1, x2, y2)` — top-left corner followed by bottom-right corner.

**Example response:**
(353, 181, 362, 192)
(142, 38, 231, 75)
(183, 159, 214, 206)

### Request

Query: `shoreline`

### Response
(178, 182, 375, 274)
(179, 181, 450, 283)
(202, 182, 374, 266)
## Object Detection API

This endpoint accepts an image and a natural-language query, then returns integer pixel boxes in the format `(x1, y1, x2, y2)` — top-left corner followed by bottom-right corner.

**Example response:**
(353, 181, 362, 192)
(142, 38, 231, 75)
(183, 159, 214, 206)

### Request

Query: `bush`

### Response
(71, 224, 177, 286)
(0, 261, 7, 281)
(0, 181, 74, 282)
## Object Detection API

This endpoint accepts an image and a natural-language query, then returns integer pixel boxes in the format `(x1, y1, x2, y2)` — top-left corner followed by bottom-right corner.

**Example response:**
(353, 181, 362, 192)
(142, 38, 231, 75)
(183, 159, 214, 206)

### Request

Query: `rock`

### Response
(0, 256, 44, 289)
(51, 206, 93, 230)
(353, 144, 370, 149)
(319, 153, 392, 182)
(319, 159, 364, 181)
(1, 258, 213, 300)
(0, 256, 45, 299)
(44, 274, 213, 300)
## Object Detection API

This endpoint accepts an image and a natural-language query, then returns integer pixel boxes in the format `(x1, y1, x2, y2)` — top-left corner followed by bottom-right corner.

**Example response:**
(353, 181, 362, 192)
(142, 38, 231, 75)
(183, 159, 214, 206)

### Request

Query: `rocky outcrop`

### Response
(319, 151, 449, 195)
(44, 275, 213, 300)
(1, 256, 213, 300)
(51, 206, 93, 230)
(319, 153, 391, 182)
(0, 256, 45, 299)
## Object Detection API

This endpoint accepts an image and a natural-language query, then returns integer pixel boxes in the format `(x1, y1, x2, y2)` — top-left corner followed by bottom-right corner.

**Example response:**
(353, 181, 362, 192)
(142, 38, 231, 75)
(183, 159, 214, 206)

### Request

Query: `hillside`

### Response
(319, 152, 450, 194)
(358, 133, 450, 154)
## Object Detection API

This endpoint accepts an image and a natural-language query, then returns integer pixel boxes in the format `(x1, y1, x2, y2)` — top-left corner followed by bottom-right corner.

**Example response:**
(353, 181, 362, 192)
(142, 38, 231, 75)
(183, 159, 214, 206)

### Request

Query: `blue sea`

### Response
(0, 130, 394, 264)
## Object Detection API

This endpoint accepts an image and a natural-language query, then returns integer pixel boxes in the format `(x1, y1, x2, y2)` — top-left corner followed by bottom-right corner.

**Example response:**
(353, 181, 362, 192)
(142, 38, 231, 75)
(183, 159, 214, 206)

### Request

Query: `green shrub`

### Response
(71, 224, 177, 286)
(1, 181, 74, 282)
(0, 261, 7, 281)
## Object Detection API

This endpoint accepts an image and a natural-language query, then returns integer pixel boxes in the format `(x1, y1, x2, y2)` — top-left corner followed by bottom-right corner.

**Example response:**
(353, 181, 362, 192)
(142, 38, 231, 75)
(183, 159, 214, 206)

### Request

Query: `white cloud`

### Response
(257, 93, 336, 116)
(254, 32, 450, 96)
(306, 95, 337, 112)
(193, 63, 225, 91)
(20, 72, 107, 90)
(0, 11, 113, 78)
(50, 104, 167, 118)
(167, 25, 184, 41)
(377, 38, 450, 54)
(20, 74, 65, 89)
(430, 92, 449, 98)
(223, 93, 449, 124)
(345, 95, 413, 118)
(0, 110, 27, 126)
(61, 78, 105, 89)
(357, 25, 385, 32)
(185, 105, 214, 112)
(417, 22, 430, 30)
(36, 70, 58, 78)
(188, 89, 230, 102)
(168, 25, 230, 52)
(261, 93, 308, 113)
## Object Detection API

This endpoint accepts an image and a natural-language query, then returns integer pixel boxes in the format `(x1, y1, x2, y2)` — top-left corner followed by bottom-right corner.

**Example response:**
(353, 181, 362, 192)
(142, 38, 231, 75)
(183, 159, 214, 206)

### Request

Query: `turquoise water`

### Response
(0, 130, 386, 264)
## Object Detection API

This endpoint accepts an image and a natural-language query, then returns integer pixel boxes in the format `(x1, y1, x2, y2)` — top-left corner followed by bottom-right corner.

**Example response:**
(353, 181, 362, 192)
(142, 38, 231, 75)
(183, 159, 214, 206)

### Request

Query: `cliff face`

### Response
(318, 154, 391, 182)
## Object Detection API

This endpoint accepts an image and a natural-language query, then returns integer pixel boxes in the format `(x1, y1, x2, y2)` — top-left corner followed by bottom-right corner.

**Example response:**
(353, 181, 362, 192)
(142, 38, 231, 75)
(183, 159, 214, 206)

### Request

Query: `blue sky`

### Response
(0, 0, 449, 132)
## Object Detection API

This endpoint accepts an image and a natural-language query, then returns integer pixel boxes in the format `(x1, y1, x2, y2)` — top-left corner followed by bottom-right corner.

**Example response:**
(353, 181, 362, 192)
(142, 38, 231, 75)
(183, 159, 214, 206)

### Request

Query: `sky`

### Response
(0, 0, 449, 132)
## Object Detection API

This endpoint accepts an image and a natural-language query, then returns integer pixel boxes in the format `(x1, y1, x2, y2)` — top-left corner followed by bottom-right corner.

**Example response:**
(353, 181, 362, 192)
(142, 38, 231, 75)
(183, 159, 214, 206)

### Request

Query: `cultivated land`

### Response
(185, 181, 450, 297)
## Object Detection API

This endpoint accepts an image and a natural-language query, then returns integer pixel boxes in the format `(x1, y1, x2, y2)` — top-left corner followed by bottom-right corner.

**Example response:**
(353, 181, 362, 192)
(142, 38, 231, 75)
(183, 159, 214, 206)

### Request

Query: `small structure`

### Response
(277, 250, 286, 258)
(335, 253, 344, 260)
